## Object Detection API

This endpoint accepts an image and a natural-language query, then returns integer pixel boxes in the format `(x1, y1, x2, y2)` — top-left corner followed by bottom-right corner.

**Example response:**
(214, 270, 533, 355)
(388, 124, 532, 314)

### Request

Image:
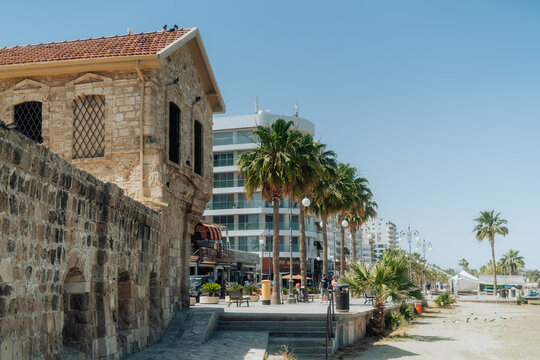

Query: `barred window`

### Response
(169, 102, 181, 164)
(194, 120, 203, 175)
(14, 101, 43, 143)
(73, 95, 105, 159)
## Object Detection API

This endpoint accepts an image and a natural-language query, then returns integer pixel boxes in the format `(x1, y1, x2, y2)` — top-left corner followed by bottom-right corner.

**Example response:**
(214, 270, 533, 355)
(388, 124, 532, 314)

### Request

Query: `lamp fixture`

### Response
(301, 197, 311, 207)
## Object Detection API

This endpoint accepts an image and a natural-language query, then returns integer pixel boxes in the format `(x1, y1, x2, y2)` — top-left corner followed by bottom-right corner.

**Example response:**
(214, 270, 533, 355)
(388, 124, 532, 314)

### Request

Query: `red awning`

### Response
(195, 223, 222, 240)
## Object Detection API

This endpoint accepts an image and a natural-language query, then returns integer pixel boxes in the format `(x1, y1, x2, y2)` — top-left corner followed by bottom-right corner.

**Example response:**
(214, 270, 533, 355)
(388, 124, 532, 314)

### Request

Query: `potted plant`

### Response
(244, 285, 260, 302)
(282, 287, 289, 300)
(199, 283, 221, 304)
(225, 283, 244, 302)
(189, 286, 197, 306)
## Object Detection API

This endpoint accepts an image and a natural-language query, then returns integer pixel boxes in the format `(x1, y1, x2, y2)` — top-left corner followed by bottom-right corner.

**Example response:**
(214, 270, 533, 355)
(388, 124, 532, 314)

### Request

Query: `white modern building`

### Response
(202, 110, 324, 283)
(360, 218, 398, 263)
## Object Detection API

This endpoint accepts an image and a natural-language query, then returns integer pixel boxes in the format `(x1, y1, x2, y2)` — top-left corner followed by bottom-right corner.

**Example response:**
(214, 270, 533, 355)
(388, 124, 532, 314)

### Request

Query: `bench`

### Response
(226, 290, 250, 307)
(364, 291, 375, 305)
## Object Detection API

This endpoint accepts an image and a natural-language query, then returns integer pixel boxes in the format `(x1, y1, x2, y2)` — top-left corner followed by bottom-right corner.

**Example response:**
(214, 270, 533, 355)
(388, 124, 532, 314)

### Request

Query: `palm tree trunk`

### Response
(299, 202, 307, 288)
(340, 224, 345, 276)
(272, 197, 281, 305)
(351, 230, 357, 264)
(322, 216, 328, 277)
(369, 299, 385, 336)
(490, 238, 497, 296)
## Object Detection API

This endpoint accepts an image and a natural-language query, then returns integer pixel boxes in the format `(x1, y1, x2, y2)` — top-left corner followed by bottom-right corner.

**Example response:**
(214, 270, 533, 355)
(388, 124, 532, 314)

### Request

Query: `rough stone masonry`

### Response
(0, 29, 225, 359)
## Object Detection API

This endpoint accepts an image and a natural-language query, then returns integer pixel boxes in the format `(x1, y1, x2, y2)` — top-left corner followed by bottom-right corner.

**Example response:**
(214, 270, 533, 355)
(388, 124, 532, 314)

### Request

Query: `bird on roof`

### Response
(162, 25, 167, 32)
(127, 28, 134, 35)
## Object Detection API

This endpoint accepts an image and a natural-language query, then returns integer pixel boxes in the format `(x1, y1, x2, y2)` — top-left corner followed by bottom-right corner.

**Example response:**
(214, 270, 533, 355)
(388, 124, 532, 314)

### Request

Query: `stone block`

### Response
(64, 281, 90, 294)
(0, 340, 13, 359)
(0, 256, 13, 282)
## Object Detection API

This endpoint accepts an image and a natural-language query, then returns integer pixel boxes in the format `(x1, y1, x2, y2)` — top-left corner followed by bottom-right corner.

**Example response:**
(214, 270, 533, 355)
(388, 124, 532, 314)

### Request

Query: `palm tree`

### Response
(458, 258, 470, 271)
(500, 249, 525, 275)
(290, 133, 331, 289)
(342, 249, 422, 335)
(236, 119, 303, 305)
(346, 192, 377, 265)
(473, 210, 509, 296)
(310, 158, 338, 278)
(333, 163, 362, 275)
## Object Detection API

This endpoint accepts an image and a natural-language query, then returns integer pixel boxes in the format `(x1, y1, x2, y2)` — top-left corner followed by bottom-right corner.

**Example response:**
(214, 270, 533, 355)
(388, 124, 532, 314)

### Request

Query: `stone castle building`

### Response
(0, 27, 224, 359)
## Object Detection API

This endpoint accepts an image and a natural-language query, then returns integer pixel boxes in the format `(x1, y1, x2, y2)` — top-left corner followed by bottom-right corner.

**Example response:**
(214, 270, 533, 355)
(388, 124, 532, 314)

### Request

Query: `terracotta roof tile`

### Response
(0, 29, 192, 66)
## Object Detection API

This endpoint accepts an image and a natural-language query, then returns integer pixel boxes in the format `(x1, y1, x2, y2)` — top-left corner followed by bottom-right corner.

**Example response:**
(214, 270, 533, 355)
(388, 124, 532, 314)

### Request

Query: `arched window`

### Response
(73, 95, 105, 159)
(194, 120, 203, 175)
(14, 101, 42, 143)
(169, 102, 181, 164)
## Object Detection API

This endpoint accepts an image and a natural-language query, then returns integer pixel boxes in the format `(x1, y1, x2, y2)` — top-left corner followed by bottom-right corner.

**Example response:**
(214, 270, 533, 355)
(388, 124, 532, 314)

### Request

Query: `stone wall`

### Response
(0, 126, 170, 359)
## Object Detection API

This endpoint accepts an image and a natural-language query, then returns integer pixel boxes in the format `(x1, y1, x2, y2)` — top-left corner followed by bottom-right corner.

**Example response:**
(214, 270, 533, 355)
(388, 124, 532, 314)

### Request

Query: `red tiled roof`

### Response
(0, 29, 192, 66)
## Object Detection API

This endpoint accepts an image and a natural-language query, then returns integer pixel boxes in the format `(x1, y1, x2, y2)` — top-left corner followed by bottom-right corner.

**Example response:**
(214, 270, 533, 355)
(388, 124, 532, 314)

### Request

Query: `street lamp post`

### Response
(362, 226, 375, 265)
(416, 238, 432, 293)
(340, 219, 349, 276)
(289, 199, 296, 303)
(399, 226, 420, 280)
(259, 233, 266, 282)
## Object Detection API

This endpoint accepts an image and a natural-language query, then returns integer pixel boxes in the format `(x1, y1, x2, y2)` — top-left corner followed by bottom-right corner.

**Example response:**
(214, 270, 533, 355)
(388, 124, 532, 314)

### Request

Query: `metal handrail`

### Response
(325, 290, 335, 359)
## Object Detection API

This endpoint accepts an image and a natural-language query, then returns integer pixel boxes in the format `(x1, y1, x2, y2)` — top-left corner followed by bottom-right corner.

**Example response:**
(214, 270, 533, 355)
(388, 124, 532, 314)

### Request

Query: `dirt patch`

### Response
(332, 302, 540, 359)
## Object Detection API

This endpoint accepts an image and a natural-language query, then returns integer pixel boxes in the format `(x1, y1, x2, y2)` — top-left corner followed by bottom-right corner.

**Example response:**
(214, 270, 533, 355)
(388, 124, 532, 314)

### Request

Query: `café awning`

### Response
(195, 223, 222, 240)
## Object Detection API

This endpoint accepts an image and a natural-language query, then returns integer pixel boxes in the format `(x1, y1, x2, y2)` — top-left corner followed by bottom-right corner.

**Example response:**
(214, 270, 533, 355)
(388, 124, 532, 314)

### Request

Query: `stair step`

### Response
(268, 337, 327, 347)
(218, 324, 329, 332)
(266, 343, 331, 356)
(269, 331, 328, 338)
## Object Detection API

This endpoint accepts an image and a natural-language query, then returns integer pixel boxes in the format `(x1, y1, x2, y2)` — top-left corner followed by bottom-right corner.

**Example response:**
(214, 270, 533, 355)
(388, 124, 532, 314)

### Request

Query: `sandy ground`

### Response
(333, 301, 540, 360)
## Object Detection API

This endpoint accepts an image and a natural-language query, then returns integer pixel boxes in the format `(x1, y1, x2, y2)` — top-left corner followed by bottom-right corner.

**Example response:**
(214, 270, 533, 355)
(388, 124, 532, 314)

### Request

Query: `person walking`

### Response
(320, 274, 329, 302)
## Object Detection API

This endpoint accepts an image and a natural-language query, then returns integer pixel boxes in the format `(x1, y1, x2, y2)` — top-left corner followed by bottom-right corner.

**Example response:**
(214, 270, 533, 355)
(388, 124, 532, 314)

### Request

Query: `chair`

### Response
(226, 290, 250, 307)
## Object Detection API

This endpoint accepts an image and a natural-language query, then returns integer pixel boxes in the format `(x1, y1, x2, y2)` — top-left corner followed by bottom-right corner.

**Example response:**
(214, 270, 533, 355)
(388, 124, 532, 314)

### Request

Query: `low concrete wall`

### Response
(334, 304, 400, 350)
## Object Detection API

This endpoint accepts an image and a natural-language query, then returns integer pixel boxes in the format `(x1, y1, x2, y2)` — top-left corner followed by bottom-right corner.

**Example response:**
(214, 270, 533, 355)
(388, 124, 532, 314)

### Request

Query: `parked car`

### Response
(190, 275, 214, 301)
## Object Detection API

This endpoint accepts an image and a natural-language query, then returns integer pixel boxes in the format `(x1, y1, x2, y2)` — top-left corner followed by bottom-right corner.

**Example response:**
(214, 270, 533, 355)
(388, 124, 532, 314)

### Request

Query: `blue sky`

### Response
(3, 1, 540, 270)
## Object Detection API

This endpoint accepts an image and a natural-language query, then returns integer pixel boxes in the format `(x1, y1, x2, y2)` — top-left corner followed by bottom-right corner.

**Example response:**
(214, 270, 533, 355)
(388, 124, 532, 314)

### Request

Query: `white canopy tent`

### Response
(451, 270, 479, 293)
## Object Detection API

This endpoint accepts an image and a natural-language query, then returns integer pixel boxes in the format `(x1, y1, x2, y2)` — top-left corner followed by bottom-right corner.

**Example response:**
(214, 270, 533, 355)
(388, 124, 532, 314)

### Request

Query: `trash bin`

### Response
(335, 284, 349, 313)
(500, 289, 507, 298)
(510, 289, 516, 298)
(261, 280, 271, 305)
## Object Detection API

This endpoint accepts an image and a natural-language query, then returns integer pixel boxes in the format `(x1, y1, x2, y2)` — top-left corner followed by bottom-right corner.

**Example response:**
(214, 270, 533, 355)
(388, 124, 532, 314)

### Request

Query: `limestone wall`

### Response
(0, 126, 168, 359)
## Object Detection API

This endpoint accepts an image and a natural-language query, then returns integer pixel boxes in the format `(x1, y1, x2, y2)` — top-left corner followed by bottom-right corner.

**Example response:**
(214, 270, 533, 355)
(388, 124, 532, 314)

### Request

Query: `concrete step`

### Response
(269, 330, 329, 338)
(217, 323, 331, 332)
(268, 336, 327, 347)
(220, 313, 328, 322)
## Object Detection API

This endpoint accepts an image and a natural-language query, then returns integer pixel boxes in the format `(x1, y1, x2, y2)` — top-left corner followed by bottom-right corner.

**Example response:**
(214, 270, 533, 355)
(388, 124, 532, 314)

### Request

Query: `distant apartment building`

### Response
(201, 110, 324, 283)
(361, 218, 398, 263)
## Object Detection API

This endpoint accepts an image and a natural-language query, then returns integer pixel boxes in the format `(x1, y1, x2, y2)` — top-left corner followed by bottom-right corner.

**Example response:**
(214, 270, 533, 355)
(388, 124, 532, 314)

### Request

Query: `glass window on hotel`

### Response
(213, 131, 233, 146)
(236, 130, 259, 144)
(211, 194, 234, 210)
(214, 172, 234, 188)
(213, 152, 234, 167)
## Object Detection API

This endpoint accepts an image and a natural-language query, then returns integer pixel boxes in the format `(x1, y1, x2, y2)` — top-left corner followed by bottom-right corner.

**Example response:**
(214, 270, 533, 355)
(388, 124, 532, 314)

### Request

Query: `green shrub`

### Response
(385, 312, 406, 331)
(307, 286, 319, 294)
(516, 295, 528, 305)
(400, 303, 415, 321)
(421, 299, 429, 309)
(202, 282, 221, 296)
(243, 285, 259, 295)
(434, 293, 456, 307)
(282, 287, 289, 295)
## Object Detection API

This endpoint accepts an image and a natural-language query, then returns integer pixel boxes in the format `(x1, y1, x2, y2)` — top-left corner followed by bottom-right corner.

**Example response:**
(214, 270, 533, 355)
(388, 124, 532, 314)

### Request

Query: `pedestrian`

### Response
(320, 274, 329, 301)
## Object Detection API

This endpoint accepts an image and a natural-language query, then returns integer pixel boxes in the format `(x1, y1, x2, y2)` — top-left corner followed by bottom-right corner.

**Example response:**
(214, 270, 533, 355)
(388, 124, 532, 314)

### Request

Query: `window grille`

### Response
(169, 102, 181, 164)
(73, 95, 105, 159)
(14, 101, 42, 143)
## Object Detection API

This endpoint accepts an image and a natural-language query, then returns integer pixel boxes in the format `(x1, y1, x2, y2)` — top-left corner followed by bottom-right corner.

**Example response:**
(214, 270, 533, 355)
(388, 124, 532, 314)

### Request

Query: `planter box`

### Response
(248, 295, 259, 302)
(190, 297, 196, 306)
(199, 296, 219, 304)
(311, 294, 320, 299)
